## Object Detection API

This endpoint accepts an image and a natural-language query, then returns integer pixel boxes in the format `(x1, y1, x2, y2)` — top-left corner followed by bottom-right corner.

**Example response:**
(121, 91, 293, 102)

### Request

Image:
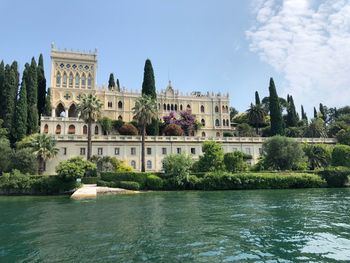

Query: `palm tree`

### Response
(28, 134, 59, 175)
(77, 94, 103, 160)
(132, 95, 158, 172)
(247, 103, 266, 135)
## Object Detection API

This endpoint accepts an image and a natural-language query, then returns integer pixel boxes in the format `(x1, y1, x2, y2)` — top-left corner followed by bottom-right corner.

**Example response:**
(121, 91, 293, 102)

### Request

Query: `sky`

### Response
(1, 0, 349, 116)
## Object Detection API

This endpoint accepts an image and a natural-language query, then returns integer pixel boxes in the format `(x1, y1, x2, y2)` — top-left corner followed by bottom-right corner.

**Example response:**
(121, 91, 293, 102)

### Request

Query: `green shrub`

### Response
(196, 141, 225, 172)
(162, 153, 193, 186)
(145, 174, 164, 190)
(0, 170, 78, 195)
(81, 177, 100, 184)
(262, 136, 306, 170)
(332, 144, 350, 167)
(10, 147, 38, 175)
(56, 157, 96, 181)
(91, 156, 133, 174)
(198, 171, 326, 190)
(319, 167, 350, 187)
(117, 181, 140, 190)
(224, 152, 248, 172)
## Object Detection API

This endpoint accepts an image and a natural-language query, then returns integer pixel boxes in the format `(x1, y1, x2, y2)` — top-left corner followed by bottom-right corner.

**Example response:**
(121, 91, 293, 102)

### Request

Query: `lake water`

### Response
(0, 189, 350, 262)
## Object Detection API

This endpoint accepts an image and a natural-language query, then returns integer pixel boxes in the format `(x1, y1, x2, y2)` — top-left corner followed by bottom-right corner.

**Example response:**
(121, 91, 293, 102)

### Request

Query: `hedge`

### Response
(99, 172, 163, 190)
(0, 173, 79, 195)
(318, 166, 350, 187)
(197, 171, 327, 190)
(81, 177, 100, 184)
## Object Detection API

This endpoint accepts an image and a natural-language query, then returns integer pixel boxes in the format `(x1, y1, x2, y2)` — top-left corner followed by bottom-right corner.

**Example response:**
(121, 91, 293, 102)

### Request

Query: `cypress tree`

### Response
(301, 105, 308, 122)
(268, 78, 284, 135)
(3, 64, 17, 131)
(10, 61, 19, 94)
(43, 87, 52, 116)
(11, 79, 27, 143)
(37, 54, 46, 119)
(116, 78, 120, 91)
(108, 73, 115, 90)
(26, 58, 39, 134)
(255, 91, 261, 105)
(0, 61, 5, 120)
(141, 59, 156, 99)
(286, 95, 298, 127)
(313, 107, 317, 119)
(319, 103, 327, 122)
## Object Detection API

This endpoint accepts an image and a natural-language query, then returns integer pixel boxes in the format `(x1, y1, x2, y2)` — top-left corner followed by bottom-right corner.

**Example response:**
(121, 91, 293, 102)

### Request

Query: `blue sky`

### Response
(1, 0, 349, 115)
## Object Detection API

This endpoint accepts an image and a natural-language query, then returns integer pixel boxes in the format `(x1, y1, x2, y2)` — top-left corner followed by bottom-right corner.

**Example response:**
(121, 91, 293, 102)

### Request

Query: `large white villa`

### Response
(41, 46, 336, 174)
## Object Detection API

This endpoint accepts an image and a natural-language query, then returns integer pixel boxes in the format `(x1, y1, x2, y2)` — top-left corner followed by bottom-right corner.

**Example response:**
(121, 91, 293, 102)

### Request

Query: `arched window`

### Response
(180, 104, 183, 111)
(43, 124, 48, 134)
(215, 119, 220, 126)
(75, 74, 80, 88)
(69, 73, 73, 87)
(167, 104, 170, 111)
(130, 160, 136, 169)
(175, 104, 178, 111)
(223, 119, 226, 126)
(163, 104, 166, 110)
(146, 160, 152, 169)
(55, 103, 65, 117)
(56, 72, 61, 87)
(216, 132, 221, 137)
(226, 119, 230, 126)
(63, 72, 67, 87)
(201, 119, 205, 127)
(55, 124, 61, 134)
(171, 104, 174, 111)
(202, 132, 206, 137)
(94, 125, 99, 135)
(87, 74, 92, 89)
(118, 101, 123, 109)
(81, 74, 86, 88)
(68, 104, 78, 118)
(201, 105, 205, 113)
(222, 105, 225, 112)
(68, 125, 75, 134)
(187, 104, 191, 109)
(215, 106, 219, 113)
(158, 103, 160, 109)
(118, 115, 123, 120)
(83, 125, 87, 135)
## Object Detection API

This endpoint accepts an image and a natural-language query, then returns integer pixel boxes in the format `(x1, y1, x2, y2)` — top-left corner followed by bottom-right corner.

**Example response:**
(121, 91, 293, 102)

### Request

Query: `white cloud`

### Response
(246, 0, 350, 111)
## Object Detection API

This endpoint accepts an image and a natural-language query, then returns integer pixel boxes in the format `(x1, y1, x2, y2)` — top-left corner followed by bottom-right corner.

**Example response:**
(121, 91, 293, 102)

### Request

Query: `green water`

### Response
(0, 189, 350, 262)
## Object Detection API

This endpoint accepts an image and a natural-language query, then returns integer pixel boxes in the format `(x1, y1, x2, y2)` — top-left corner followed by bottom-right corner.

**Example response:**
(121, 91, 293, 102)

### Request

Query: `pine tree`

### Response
(286, 95, 298, 127)
(268, 78, 284, 135)
(255, 91, 261, 105)
(141, 59, 156, 99)
(37, 54, 46, 119)
(0, 61, 5, 120)
(116, 78, 120, 91)
(108, 73, 115, 90)
(43, 87, 52, 116)
(2, 64, 17, 131)
(26, 58, 39, 134)
(313, 107, 317, 119)
(11, 79, 27, 143)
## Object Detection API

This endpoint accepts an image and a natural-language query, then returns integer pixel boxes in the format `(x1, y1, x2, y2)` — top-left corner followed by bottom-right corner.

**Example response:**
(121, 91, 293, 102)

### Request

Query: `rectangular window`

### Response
(131, 147, 136, 155)
(162, 148, 167, 155)
(98, 147, 103, 155)
(80, 148, 86, 156)
(177, 148, 181, 154)
(191, 148, 196, 155)
(147, 147, 152, 155)
(62, 147, 67, 155)
(108, 102, 113, 108)
(115, 147, 120, 155)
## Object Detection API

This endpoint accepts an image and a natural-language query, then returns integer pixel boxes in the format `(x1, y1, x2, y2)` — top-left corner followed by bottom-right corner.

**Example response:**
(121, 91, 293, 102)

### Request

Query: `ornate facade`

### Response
(41, 47, 232, 137)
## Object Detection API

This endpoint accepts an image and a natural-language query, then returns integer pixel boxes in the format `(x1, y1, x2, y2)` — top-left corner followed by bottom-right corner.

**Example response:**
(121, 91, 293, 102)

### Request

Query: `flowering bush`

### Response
(163, 110, 198, 136)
